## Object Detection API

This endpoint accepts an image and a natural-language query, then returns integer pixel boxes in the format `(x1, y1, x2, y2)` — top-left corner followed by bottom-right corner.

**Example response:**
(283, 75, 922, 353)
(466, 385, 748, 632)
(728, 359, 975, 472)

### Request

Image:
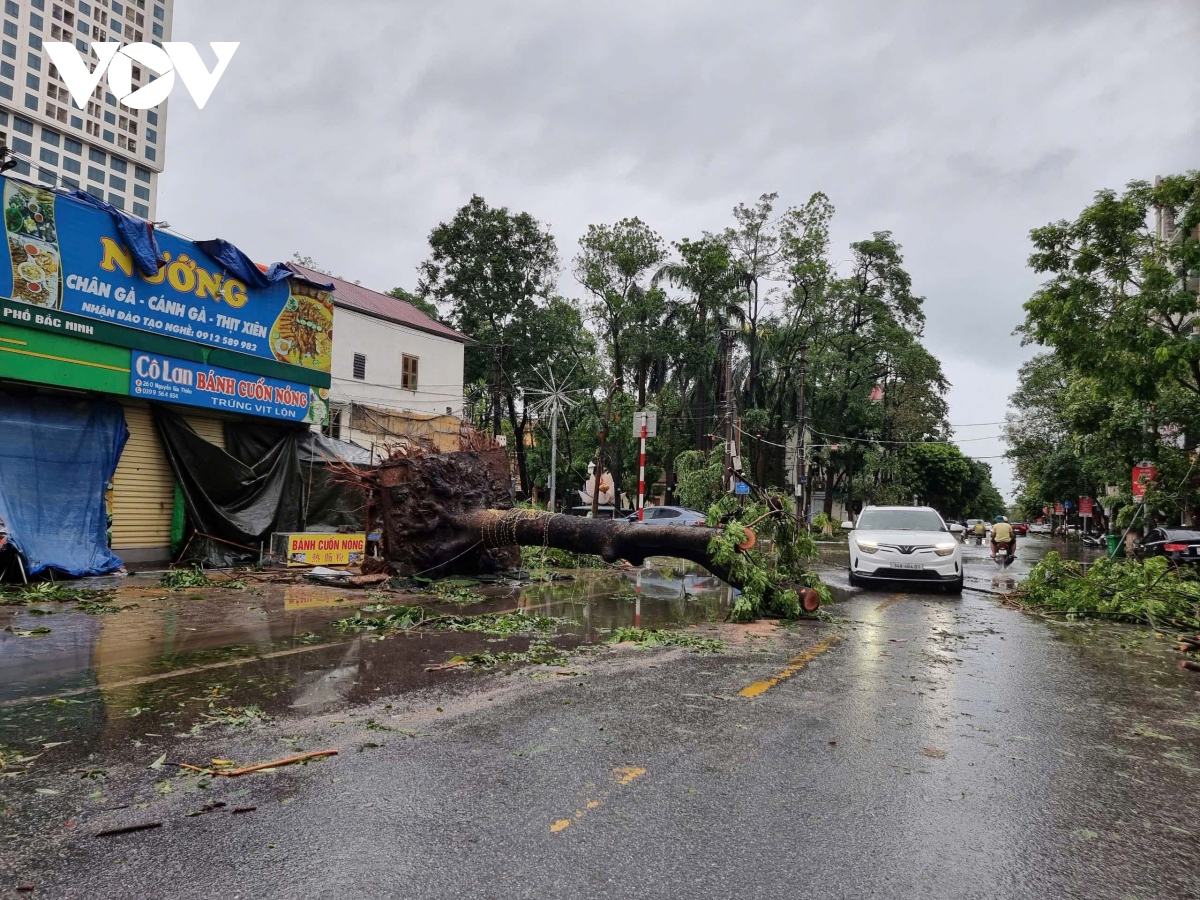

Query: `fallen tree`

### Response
(334, 447, 824, 620)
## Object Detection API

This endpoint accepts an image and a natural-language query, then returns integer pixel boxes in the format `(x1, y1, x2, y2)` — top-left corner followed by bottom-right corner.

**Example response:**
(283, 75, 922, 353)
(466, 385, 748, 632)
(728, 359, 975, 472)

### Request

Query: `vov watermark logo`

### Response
(45, 42, 239, 110)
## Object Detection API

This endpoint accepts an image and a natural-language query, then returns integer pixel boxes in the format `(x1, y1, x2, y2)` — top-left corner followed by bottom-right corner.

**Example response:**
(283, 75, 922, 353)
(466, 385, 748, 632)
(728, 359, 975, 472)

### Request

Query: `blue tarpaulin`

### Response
(194, 240, 333, 292)
(0, 395, 128, 577)
(68, 190, 163, 278)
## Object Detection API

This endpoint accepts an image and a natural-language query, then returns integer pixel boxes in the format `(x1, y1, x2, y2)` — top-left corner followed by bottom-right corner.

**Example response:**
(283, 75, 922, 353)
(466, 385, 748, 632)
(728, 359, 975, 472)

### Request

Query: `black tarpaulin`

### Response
(152, 407, 364, 567)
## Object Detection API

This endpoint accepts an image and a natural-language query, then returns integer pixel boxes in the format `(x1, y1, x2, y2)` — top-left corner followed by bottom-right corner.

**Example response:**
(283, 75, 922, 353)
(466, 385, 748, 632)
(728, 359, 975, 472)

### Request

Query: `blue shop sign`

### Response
(130, 351, 329, 424)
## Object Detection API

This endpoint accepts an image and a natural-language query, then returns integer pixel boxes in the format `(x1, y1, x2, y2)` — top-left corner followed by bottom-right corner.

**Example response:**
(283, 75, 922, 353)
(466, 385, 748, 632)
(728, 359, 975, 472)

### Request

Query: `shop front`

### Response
(0, 176, 335, 574)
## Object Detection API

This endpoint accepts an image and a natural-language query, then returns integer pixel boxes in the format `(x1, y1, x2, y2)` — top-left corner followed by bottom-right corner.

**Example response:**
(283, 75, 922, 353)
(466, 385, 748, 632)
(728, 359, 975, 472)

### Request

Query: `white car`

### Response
(843, 506, 964, 594)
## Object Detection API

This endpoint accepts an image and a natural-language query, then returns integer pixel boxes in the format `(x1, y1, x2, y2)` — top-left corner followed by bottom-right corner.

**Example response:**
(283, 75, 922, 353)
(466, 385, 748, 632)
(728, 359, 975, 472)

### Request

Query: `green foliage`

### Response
(0, 582, 114, 605)
(675, 450, 724, 511)
(334, 605, 566, 636)
(444, 640, 568, 670)
(606, 627, 724, 653)
(520, 545, 612, 570)
(160, 567, 244, 590)
(1014, 552, 1200, 629)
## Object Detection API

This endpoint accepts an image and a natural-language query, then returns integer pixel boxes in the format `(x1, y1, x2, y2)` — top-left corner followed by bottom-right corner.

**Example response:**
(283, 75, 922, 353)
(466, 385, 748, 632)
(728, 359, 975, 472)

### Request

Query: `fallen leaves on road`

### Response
(920, 747, 947, 759)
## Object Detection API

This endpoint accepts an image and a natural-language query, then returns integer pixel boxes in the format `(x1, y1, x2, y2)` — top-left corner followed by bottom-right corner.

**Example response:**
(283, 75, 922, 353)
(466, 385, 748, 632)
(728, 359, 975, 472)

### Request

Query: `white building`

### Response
(290, 264, 470, 456)
(0, 0, 172, 218)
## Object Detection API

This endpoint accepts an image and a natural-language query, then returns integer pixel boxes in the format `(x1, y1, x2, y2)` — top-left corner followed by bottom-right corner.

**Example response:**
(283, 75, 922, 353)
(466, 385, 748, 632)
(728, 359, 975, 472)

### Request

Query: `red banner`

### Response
(1054, 503, 1064, 515)
(1079, 497, 1094, 517)
(1132, 463, 1157, 498)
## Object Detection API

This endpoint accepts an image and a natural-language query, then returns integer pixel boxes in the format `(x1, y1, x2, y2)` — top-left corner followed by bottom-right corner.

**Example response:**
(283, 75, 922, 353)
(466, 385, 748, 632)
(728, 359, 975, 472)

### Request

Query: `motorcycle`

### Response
(993, 542, 1015, 568)
(1081, 534, 1104, 548)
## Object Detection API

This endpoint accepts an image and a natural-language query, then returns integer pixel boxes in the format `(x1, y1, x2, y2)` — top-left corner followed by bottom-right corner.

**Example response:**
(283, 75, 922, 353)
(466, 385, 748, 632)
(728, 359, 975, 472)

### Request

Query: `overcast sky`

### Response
(161, 0, 1200, 499)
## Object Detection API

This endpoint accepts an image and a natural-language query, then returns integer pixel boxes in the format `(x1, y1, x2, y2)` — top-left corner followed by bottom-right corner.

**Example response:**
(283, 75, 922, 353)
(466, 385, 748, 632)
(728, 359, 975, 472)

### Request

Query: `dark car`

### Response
(1142, 528, 1200, 564)
(626, 506, 708, 526)
(1011, 522, 1028, 536)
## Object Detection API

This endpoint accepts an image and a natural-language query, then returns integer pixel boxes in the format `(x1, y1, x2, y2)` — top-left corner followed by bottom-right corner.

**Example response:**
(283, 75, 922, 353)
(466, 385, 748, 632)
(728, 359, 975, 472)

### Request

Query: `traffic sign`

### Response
(1079, 497, 1094, 518)
(734, 480, 751, 496)
(634, 410, 657, 438)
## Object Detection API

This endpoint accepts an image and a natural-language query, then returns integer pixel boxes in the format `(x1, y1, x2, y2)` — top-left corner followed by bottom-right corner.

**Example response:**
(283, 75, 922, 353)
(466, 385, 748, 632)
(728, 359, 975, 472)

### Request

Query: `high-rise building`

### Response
(0, 0, 173, 219)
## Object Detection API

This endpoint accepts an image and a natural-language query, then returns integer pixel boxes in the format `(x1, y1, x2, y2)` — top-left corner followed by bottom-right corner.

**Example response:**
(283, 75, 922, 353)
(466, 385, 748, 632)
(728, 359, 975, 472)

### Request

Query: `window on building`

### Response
(151, 20, 160, 37)
(86, 164, 103, 181)
(64, 137, 81, 154)
(102, 128, 113, 143)
(3, 0, 17, 14)
(88, 146, 104, 162)
(61, 175, 78, 190)
(0, 61, 11, 79)
(41, 127, 58, 145)
(28, 33, 40, 48)
(23, 93, 37, 111)
(108, 174, 124, 190)
(106, 192, 123, 209)
(69, 114, 82, 128)
(146, 109, 157, 126)
(0, 83, 12, 100)
(134, 164, 149, 182)
(12, 158, 28, 174)
(146, 128, 156, 144)
(352, 353, 366, 381)
(25, 73, 39, 90)
(30, 13, 43, 30)
(144, 146, 154, 160)
(402, 355, 419, 391)
(38, 147, 56, 165)
(37, 167, 54, 185)
(62, 155, 79, 174)
(74, 37, 85, 51)
(27, 51, 40, 70)
(79, 0, 89, 13)
(153, 3, 162, 18)
(1, 37, 13, 53)
(110, 155, 126, 173)
(11, 136, 31, 154)
(132, 201, 148, 217)
(31, 0, 46, 9)
(14, 116, 33, 136)
(133, 183, 148, 201)
(2, 21, 15, 39)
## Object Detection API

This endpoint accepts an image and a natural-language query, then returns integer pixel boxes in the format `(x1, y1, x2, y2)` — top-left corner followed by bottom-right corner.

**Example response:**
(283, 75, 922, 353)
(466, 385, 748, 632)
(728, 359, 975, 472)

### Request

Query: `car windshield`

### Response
(855, 509, 947, 532)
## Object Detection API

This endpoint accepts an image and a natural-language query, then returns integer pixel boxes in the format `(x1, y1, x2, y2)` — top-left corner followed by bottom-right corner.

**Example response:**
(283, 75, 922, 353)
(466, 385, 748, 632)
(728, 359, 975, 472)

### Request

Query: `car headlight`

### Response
(934, 541, 957, 557)
(856, 538, 879, 554)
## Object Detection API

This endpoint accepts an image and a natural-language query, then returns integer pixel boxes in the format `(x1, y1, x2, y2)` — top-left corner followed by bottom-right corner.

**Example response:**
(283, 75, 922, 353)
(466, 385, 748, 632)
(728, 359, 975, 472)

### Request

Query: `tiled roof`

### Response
(287, 263, 470, 344)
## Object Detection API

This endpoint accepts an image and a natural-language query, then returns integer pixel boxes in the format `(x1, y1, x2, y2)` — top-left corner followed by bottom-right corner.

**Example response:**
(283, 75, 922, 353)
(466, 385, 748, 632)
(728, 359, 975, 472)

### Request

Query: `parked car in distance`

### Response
(627, 506, 708, 526)
(1028, 522, 1052, 535)
(1141, 527, 1200, 564)
(1011, 522, 1028, 536)
(842, 505, 964, 594)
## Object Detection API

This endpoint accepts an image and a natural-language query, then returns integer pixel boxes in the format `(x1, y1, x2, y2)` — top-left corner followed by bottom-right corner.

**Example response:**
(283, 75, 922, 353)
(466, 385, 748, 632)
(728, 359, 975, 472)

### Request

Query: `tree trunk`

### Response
(506, 393, 530, 497)
(447, 510, 742, 587)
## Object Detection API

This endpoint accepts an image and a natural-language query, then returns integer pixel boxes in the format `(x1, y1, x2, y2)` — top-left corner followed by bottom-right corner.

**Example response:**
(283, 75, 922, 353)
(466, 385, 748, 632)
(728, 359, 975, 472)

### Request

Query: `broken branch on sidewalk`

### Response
(176, 749, 338, 777)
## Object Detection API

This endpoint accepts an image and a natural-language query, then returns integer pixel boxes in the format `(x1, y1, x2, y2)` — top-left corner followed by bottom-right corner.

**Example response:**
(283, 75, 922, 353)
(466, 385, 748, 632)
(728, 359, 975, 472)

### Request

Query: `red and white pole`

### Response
(637, 414, 647, 521)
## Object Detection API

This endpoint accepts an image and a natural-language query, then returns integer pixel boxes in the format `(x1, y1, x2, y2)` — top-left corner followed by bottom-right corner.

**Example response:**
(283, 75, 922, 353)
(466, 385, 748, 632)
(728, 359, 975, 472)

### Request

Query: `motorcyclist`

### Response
(991, 515, 1016, 560)
(972, 520, 986, 544)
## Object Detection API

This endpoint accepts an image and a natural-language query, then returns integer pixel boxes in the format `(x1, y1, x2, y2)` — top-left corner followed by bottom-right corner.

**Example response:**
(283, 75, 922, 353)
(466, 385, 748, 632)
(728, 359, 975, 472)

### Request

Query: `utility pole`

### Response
(548, 395, 559, 513)
(795, 342, 808, 522)
(637, 411, 648, 521)
(491, 345, 503, 440)
(721, 328, 736, 492)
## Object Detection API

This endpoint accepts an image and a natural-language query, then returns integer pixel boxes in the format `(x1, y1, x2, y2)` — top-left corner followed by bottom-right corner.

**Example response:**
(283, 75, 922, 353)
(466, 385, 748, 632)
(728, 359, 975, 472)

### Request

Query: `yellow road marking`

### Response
(739, 633, 842, 698)
(550, 819, 570, 833)
(613, 766, 646, 785)
(875, 593, 904, 611)
(0, 336, 27, 345)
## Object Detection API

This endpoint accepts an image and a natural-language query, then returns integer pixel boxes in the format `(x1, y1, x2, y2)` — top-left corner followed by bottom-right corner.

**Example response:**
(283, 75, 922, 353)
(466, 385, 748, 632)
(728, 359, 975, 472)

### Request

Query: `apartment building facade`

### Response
(0, 0, 172, 219)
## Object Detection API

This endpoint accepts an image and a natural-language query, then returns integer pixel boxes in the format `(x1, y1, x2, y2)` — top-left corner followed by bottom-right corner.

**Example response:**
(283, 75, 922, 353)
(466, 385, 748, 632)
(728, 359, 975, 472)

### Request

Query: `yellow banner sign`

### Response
(285, 533, 366, 567)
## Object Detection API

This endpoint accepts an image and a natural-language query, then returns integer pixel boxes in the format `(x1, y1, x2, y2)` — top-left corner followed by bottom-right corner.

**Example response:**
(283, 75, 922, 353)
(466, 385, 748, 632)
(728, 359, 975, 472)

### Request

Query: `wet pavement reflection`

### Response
(0, 562, 734, 775)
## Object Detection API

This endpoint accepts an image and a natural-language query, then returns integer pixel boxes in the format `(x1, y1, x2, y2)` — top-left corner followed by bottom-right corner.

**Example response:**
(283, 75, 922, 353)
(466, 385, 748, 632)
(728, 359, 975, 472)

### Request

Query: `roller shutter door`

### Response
(110, 405, 228, 553)
(110, 400, 175, 553)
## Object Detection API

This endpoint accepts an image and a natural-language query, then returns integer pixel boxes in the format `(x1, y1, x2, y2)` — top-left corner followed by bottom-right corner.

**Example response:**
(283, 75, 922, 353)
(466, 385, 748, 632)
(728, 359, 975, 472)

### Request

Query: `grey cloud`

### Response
(161, 0, 1200, 497)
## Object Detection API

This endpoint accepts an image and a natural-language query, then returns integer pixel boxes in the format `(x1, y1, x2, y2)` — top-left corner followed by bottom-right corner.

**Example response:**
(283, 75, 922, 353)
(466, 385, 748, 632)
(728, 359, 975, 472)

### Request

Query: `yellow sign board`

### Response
(284, 533, 366, 567)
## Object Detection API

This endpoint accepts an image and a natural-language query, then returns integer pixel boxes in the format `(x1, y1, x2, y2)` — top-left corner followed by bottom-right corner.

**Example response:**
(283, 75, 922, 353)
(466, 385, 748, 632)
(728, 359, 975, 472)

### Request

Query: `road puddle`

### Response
(0, 562, 733, 774)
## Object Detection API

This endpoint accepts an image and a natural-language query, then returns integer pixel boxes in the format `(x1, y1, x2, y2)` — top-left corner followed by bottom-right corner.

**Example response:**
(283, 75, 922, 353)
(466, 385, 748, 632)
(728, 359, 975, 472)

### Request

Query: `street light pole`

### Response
(796, 342, 808, 522)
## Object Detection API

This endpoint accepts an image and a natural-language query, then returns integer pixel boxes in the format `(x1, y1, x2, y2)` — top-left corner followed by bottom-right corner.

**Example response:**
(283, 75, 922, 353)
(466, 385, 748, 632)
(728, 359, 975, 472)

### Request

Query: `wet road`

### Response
(2, 541, 1199, 899)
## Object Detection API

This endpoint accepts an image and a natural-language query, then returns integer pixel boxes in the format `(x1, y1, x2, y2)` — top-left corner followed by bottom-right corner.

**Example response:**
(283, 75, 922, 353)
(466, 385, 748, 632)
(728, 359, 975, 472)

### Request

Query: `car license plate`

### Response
(894, 563, 925, 570)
